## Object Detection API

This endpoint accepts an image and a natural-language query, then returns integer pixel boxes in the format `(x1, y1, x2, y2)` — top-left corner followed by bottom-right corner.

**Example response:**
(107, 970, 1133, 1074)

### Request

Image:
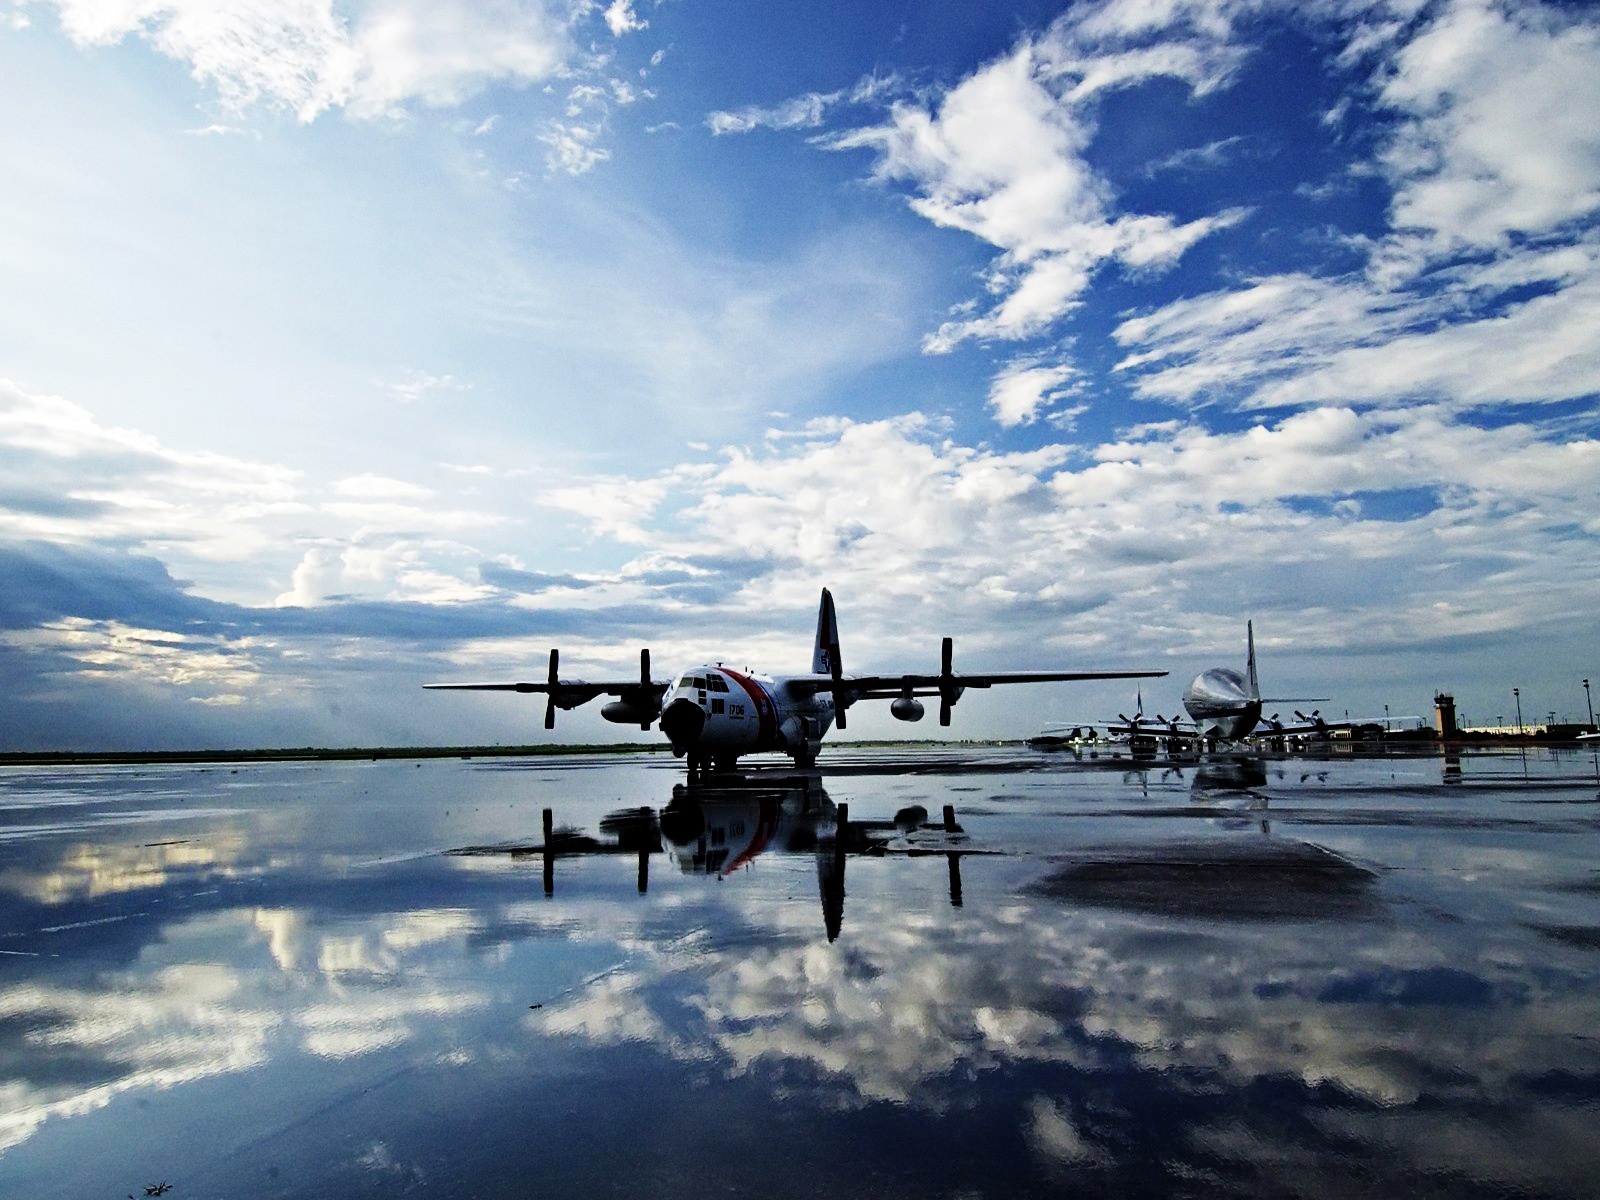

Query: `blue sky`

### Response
(2, 0, 1597, 750)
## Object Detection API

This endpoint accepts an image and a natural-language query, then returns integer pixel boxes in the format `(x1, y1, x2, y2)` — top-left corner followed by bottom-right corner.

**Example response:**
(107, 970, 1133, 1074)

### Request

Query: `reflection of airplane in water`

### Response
(452, 761, 1380, 932)
(451, 776, 971, 942)
(427, 589, 1163, 777)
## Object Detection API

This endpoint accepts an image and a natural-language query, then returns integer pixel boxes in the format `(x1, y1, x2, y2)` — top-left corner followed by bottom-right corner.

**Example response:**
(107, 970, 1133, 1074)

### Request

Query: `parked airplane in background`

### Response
(426, 589, 1165, 775)
(1035, 622, 1331, 749)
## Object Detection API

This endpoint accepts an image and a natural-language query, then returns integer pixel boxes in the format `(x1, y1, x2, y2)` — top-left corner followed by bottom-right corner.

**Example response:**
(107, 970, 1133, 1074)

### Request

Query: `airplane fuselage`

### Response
(1181, 666, 1262, 742)
(657, 665, 837, 768)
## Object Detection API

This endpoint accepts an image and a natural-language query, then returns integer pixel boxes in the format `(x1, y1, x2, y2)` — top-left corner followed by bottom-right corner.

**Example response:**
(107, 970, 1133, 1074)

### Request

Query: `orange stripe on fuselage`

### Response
(721, 667, 779, 749)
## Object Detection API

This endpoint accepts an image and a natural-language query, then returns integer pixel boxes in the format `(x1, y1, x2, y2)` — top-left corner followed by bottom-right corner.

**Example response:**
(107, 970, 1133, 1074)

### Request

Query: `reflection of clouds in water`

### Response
(0, 948, 275, 1152)
(531, 971, 679, 1050)
(1027, 1095, 1106, 1167)
(3, 830, 258, 903)
(0, 906, 493, 1152)
(531, 883, 1600, 1187)
(254, 906, 482, 976)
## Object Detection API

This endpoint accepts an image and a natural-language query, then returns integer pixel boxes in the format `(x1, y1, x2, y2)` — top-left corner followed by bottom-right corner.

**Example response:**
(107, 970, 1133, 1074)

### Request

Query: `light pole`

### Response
(1384, 703, 1390, 732)
(1514, 687, 1523, 736)
(1585, 678, 1594, 731)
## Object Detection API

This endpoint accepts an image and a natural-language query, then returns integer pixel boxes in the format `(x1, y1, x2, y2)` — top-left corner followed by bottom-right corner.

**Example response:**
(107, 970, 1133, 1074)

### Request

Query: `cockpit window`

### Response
(692, 676, 707, 689)
(676, 675, 694, 689)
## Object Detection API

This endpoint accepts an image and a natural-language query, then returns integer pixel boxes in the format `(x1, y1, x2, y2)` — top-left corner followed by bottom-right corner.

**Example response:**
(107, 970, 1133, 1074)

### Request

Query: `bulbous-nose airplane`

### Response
(426, 589, 1165, 775)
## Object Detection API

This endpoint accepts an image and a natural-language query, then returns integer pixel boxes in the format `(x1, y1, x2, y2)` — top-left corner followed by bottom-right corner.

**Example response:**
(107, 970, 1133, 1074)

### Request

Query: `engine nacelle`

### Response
(601, 700, 656, 725)
(890, 696, 925, 722)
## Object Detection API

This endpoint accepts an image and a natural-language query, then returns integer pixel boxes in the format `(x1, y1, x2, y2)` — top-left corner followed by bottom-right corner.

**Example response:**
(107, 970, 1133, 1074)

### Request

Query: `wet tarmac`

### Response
(3, 744, 1600, 1198)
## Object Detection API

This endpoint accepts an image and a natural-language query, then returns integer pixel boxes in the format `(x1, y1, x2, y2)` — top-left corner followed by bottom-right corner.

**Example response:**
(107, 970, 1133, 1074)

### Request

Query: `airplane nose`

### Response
(660, 698, 705, 751)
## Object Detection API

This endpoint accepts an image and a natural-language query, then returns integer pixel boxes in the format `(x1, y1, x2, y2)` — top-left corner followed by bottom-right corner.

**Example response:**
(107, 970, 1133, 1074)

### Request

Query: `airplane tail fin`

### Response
(813, 588, 842, 676)
(1246, 620, 1260, 701)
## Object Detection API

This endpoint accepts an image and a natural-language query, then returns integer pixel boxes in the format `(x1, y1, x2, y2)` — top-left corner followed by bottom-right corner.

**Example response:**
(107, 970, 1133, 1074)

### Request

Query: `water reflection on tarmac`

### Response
(3, 745, 1600, 1198)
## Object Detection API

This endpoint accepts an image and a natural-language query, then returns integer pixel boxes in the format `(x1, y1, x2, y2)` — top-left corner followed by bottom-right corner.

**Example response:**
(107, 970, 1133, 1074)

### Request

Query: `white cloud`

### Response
(36, 0, 575, 121)
(601, 0, 646, 38)
(381, 371, 470, 404)
(539, 118, 611, 174)
(987, 357, 1080, 427)
(275, 538, 497, 606)
(708, 90, 840, 136)
(1377, 0, 1600, 249)
(531, 405, 1600, 669)
(1112, 241, 1600, 412)
(829, 32, 1246, 354)
(2, 618, 269, 699)
(332, 473, 434, 501)
(0, 378, 303, 559)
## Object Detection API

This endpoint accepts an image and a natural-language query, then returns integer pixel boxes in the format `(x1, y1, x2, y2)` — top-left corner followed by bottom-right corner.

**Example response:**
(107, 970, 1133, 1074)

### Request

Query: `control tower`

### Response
(1434, 692, 1457, 739)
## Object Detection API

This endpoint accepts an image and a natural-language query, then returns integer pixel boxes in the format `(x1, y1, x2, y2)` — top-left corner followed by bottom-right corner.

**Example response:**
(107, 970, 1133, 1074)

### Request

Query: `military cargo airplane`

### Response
(425, 589, 1165, 775)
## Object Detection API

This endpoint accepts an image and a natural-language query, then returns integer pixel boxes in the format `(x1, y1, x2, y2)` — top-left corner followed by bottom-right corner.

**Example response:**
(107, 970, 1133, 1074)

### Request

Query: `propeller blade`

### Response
(544, 648, 559, 729)
(639, 649, 652, 729)
(831, 654, 846, 731)
(939, 636, 954, 727)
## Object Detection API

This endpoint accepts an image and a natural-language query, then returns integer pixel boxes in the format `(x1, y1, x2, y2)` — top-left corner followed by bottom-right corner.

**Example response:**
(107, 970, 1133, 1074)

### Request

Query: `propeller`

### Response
(638, 649, 652, 729)
(830, 649, 846, 731)
(938, 636, 957, 727)
(544, 648, 559, 729)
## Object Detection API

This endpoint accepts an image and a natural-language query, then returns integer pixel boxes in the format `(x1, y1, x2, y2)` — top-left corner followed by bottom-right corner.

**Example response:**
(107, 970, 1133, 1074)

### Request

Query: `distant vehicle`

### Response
(426, 589, 1164, 775)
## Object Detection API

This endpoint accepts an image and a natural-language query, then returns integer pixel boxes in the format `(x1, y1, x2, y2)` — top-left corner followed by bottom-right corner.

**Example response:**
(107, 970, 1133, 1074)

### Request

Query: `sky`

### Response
(2, 0, 1597, 751)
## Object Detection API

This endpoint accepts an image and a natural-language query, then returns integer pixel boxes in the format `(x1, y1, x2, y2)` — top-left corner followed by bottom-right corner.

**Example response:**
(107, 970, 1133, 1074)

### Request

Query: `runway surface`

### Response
(3, 744, 1599, 1198)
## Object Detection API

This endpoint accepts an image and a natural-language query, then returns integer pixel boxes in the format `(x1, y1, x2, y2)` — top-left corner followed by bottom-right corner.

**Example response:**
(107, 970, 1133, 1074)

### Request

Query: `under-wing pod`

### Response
(599, 649, 660, 729)
(602, 700, 659, 726)
(890, 695, 925, 722)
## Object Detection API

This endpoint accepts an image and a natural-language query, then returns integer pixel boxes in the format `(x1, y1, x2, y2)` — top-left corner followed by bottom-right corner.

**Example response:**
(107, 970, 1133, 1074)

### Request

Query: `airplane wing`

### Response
(424, 649, 666, 729)
(832, 668, 1167, 694)
(786, 634, 1165, 727)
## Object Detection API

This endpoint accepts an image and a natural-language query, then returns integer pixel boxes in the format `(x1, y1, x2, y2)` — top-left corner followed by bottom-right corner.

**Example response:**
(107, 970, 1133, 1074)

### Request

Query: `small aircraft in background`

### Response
(426, 588, 1165, 775)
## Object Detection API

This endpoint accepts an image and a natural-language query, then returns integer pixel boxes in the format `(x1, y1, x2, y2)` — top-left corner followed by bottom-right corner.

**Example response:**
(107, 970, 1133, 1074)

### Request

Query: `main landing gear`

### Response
(685, 752, 740, 781)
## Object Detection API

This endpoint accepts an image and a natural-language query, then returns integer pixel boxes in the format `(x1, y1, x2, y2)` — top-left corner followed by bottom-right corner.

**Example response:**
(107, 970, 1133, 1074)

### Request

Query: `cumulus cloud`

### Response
(987, 357, 1081, 427)
(1378, 0, 1600, 250)
(822, 14, 1250, 355)
(601, 0, 647, 38)
(1080, 2, 1600, 416)
(530, 405, 1599, 672)
(35, 0, 575, 121)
